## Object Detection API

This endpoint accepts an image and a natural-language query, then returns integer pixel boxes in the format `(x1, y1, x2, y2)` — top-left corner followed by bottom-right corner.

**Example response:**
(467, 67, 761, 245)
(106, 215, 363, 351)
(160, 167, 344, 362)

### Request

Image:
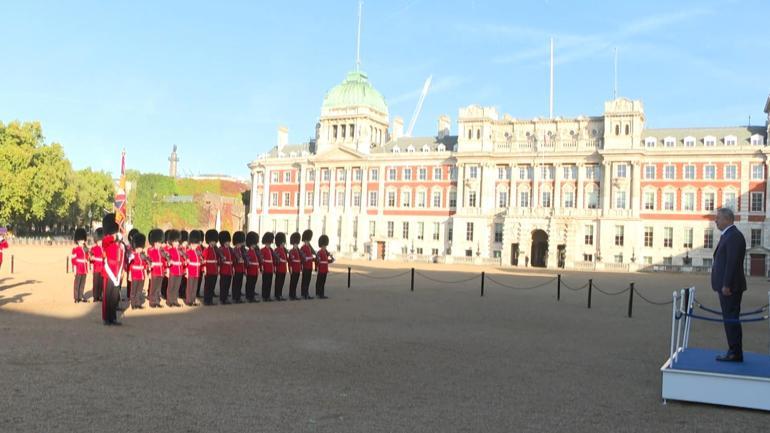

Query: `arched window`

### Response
(476, 129, 481, 140)
(468, 128, 472, 139)
(615, 124, 620, 136)
(624, 124, 630, 135)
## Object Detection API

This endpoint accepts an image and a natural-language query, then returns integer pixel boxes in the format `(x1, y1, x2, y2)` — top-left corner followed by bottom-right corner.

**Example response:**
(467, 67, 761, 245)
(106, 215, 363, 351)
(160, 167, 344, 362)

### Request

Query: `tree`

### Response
(68, 168, 115, 228)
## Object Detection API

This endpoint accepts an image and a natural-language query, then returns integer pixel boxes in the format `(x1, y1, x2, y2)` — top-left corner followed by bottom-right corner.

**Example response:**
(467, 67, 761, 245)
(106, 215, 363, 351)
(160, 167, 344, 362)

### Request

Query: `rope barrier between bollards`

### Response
(587, 279, 593, 309)
(557, 274, 561, 301)
(628, 282, 635, 318)
(410, 268, 415, 292)
(481, 272, 485, 297)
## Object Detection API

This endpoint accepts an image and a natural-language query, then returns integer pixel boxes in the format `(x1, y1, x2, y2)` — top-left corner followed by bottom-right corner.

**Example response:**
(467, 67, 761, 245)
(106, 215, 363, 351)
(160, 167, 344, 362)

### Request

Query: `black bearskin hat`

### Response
(318, 234, 330, 247)
(74, 228, 87, 242)
(168, 229, 180, 243)
(232, 231, 246, 245)
(290, 232, 301, 245)
(163, 229, 171, 243)
(94, 227, 104, 242)
(275, 232, 286, 246)
(218, 230, 231, 244)
(301, 229, 313, 242)
(149, 229, 164, 244)
(180, 230, 189, 243)
(205, 229, 219, 244)
(246, 231, 259, 248)
(261, 232, 274, 245)
(131, 233, 146, 249)
(189, 230, 202, 244)
(102, 213, 118, 235)
(128, 228, 139, 242)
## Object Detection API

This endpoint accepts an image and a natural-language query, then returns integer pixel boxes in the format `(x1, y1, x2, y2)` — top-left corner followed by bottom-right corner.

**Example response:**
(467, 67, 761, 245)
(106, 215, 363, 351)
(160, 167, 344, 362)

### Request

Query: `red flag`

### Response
(114, 149, 127, 235)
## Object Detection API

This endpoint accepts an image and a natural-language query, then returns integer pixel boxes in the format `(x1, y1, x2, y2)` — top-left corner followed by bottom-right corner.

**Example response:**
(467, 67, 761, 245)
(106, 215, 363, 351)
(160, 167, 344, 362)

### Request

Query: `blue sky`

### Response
(1, 0, 768, 178)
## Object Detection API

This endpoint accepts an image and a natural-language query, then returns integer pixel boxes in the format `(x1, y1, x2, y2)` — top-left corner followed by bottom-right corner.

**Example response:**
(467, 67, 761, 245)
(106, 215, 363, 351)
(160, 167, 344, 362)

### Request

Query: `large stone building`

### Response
(247, 68, 770, 274)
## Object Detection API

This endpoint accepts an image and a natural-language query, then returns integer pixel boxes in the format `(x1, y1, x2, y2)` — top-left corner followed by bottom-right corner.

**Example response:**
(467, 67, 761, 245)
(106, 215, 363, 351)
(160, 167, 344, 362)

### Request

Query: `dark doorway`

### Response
(377, 241, 385, 260)
(557, 244, 566, 268)
(750, 254, 765, 276)
(531, 230, 548, 268)
(511, 243, 520, 266)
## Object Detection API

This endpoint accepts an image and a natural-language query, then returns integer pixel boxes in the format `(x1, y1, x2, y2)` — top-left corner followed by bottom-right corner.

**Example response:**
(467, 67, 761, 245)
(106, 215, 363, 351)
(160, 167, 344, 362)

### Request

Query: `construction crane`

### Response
(406, 75, 432, 137)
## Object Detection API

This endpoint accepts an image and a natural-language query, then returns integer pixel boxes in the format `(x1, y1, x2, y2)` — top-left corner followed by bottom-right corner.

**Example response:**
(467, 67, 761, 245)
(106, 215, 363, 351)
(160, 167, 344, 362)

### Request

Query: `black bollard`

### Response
(628, 282, 635, 318)
(66, 256, 69, 274)
(410, 268, 415, 292)
(557, 274, 561, 301)
(347, 266, 351, 288)
(11, 255, 14, 274)
(481, 272, 485, 297)
(587, 279, 593, 309)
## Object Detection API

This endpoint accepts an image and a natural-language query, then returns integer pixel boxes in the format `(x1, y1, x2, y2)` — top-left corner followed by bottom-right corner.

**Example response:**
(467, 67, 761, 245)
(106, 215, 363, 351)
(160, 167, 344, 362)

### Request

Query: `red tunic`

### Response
(316, 249, 330, 274)
(71, 245, 89, 275)
(147, 247, 165, 277)
(300, 244, 315, 270)
(203, 245, 219, 276)
(101, 235, 125, 286)
(260, 246, 274, 273)
(246, 248, 260, 277)
(166, 247, 184, 276)
(90, 244, 104, 273)
(0, 239, 9, 264)
(274, 247, 288, 274)
(289, 247, 302, 273)
(233, 247, 245, 274)
(129, 254, 146, 281)
(219, 246, 233, 276)
(185, 248, 201, 278)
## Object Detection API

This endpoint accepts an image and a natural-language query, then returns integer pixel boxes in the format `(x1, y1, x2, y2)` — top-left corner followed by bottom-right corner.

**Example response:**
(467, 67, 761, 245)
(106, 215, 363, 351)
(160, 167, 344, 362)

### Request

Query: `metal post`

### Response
(11, 255, 14, 274)
(587, 279, 593, 309)
(410, 268, 414, 292)
(556, 274, 561, 301)
(347, 266, 351, 288)
(627, 282, 635, 318)
(66, 256, 70, 274)
(481, 272, 485, 297)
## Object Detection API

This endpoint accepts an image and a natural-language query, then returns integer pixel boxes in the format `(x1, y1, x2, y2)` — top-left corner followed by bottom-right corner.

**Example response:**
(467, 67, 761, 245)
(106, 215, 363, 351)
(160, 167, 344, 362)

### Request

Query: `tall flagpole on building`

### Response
(356, 0, 363, 72)
(613, 47, 618, 99)
(549, 37, 554, 119)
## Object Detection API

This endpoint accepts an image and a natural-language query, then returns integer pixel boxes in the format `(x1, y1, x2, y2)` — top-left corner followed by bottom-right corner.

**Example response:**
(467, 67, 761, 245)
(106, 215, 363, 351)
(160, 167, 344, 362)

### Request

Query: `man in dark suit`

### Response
(710, 207, 747, 362)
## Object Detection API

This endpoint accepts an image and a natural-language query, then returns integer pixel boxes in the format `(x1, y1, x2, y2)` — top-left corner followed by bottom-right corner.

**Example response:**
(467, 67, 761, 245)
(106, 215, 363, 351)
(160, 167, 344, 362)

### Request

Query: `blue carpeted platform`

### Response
(670, 348, 770, 378)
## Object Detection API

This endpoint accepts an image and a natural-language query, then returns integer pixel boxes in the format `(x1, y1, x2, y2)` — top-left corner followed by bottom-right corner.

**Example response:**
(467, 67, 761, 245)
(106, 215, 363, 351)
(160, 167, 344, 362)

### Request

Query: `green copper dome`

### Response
(322, 70, 388, 114)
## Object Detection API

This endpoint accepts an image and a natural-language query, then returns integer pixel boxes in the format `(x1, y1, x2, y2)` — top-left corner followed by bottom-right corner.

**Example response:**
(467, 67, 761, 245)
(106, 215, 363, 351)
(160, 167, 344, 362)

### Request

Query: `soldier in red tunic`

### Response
(231, 231, 246, 303)
(165, 230, 184, 307)
(299, 230, 315, 300)
(0, 232, 10, 272)
(101, 213, 125, 325)
(288, 232, 302, 300)
(161, 229, 171, 300)
(128, 233, 149, 309)
(71, 228, 89, 303)
(244, 231, 261, 303)
(315, 234, 334, 299)
(146, 229, 165, 308)
(218, 231, 233, 304)
(273, 232, 288, 301)
(260, 232, 275, 302)
(125, 228, 139, 300)
(185, 230, 202, 306)
(202, 229, 219, 306)
(178, 230, 189, 300)
(89, 228, 104, 302)
(194, 230, 205, 298)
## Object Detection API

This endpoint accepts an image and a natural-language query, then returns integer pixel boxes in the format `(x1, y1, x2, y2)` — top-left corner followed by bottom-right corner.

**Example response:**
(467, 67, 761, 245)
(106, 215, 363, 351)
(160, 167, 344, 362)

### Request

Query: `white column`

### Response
(601, 161, 612, 212)
(456, 163, 466, 209)
(532, 163, 539, 208)
(631, 161, 641, 215)
(577, 163, 585, 210)
(378, 165, 386, 216)
(509, 163, 517, 208)
(554, 162, 562, 210)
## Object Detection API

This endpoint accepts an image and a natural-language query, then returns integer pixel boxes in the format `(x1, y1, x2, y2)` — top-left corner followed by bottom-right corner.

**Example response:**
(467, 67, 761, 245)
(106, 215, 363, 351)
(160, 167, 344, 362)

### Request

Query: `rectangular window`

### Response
(723, 192, 737, 210)
(284, 172, 291, 183)
(401, 191, 411, 208)
(752, 164, 764, 180)
(586, 165, 600, 180)
(417, 222, 424, 240)
(321, 191, 329, 207)
(614, 254, 624, 264)
(307, 169, 315, 181)
(432, 248, 439, 256)
(271, 192, 279, 207)
(751, 229, 762, 248)
(564, 191, 575, 208)
(703, 192, 715, 211)
(272, 171, 280, 183)
(402, 222, 409, 239)
(353, 168, 362, 181)
(663, 192, 675, 211)
(404, 168, 412, 181)
(433, 191, 442, 208)
(542, 191, 552, 208)
(388, 168, 397, 181)
(616, 164, 627, 178)
(684, 165, 695, 180)
(450, 167, 458, 180)
(498, 167, 507, 180)
(448, 226, 453, 242)
(663, 227, 673, 248)
(369, 191, 378, 207)
(725, 165, 737, 180)
(704, 229, 714, 249)
(336, 191, 345, 207)
(702, 258, 713, 267)
(519, 166, 531, 180)
(416, 248, 423, 255)
(644, 226, 653, 247)
(433, 167, 442, 180)
(683, 192, 695, 211)
(433, 222, 440, 241)
(387, 221, 394, 238)
(704, 165, 716, 180)
(643, 256, 652, 265)
(498, 191, 508, 208)
(417, 191, 426, 208)
(615, 191, 626, 209)
(322, 169, 330, 181)
(353, 191, 361, 207)
(584, 225, 594, 246)
(614, 225, 624, 246)
(683, 228, 693, 248)
(419, 168, 427, 181)
(449, 191, 457, 208)
(542, 166, 554, 180)
(468, 191, 477, 207)
(751, 192, 764, 212)
(643, 192, 655, 210)
(283, 192, 291, 207)
(369, 221, 376, 237)
(336, 168, 345, 181)
(563, 166, 576, 180)
(520, 191, 530, 208)
(644, 165, 656, 180)
(494, 223, 504, 243)
(370, 168, 379, 181)
(664, 165, 676, 180)
(469, 166, 479, 179)
(583, 254, 593, 262)
(663, 256, 673, 266)
(387, 191, 396, 207)
(466, 222, 474, 241)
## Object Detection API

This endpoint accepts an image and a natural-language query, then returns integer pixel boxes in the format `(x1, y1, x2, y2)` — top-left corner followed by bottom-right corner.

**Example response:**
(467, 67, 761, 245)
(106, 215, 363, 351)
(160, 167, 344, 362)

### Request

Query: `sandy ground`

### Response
(1, 244, 769, 432)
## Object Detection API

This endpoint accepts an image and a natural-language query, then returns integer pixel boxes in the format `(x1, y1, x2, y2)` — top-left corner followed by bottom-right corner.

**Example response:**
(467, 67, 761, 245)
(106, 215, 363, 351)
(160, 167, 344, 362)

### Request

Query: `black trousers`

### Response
(219, 274, 232, 303)
(261, 272, 273, 300)
(315, 273, 327, 297)
(92, 272, 103, 301)
(300, 269, 312, 298)
(196, 275, 203, 297)
(179, 276, 187, 300)
(204, 275, 218, 304)
(167, 275, 182, 306)
(232, 272, 244, 301)
(102, 278, 120, 323)
(289, 272, 300, 298)
(274, 272, 286, 298)
(245, 275, 258, 301)
(149, 276, 163, 306)
(718, 289, 744, 355)
(73, 274, 87, 301)
(130, 280, 144, 307)
(161, 276, 168, 300)
(186, 277, 199, 305)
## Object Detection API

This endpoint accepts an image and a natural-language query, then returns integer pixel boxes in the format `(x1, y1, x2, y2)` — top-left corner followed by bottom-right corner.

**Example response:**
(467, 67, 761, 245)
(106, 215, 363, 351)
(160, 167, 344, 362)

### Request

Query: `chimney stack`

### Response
(438, 115, 450, 139)
(277, 126, 289, 151)
(392, 117, 404, 141)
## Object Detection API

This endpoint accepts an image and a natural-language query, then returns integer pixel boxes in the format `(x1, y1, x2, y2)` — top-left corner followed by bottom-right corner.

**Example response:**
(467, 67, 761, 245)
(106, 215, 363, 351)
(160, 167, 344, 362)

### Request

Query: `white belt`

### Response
(92, 258, 103, 262)
(263, 259, 272, 263)
(170, 261, 181, 265)
(204, 260, 217, 264)
(151, 263, 162, 267)
(320, 261, 328, 264)
(131, 265, 144, 271)
(75, 259, 86, 263)
(188, 263, 200, 267)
